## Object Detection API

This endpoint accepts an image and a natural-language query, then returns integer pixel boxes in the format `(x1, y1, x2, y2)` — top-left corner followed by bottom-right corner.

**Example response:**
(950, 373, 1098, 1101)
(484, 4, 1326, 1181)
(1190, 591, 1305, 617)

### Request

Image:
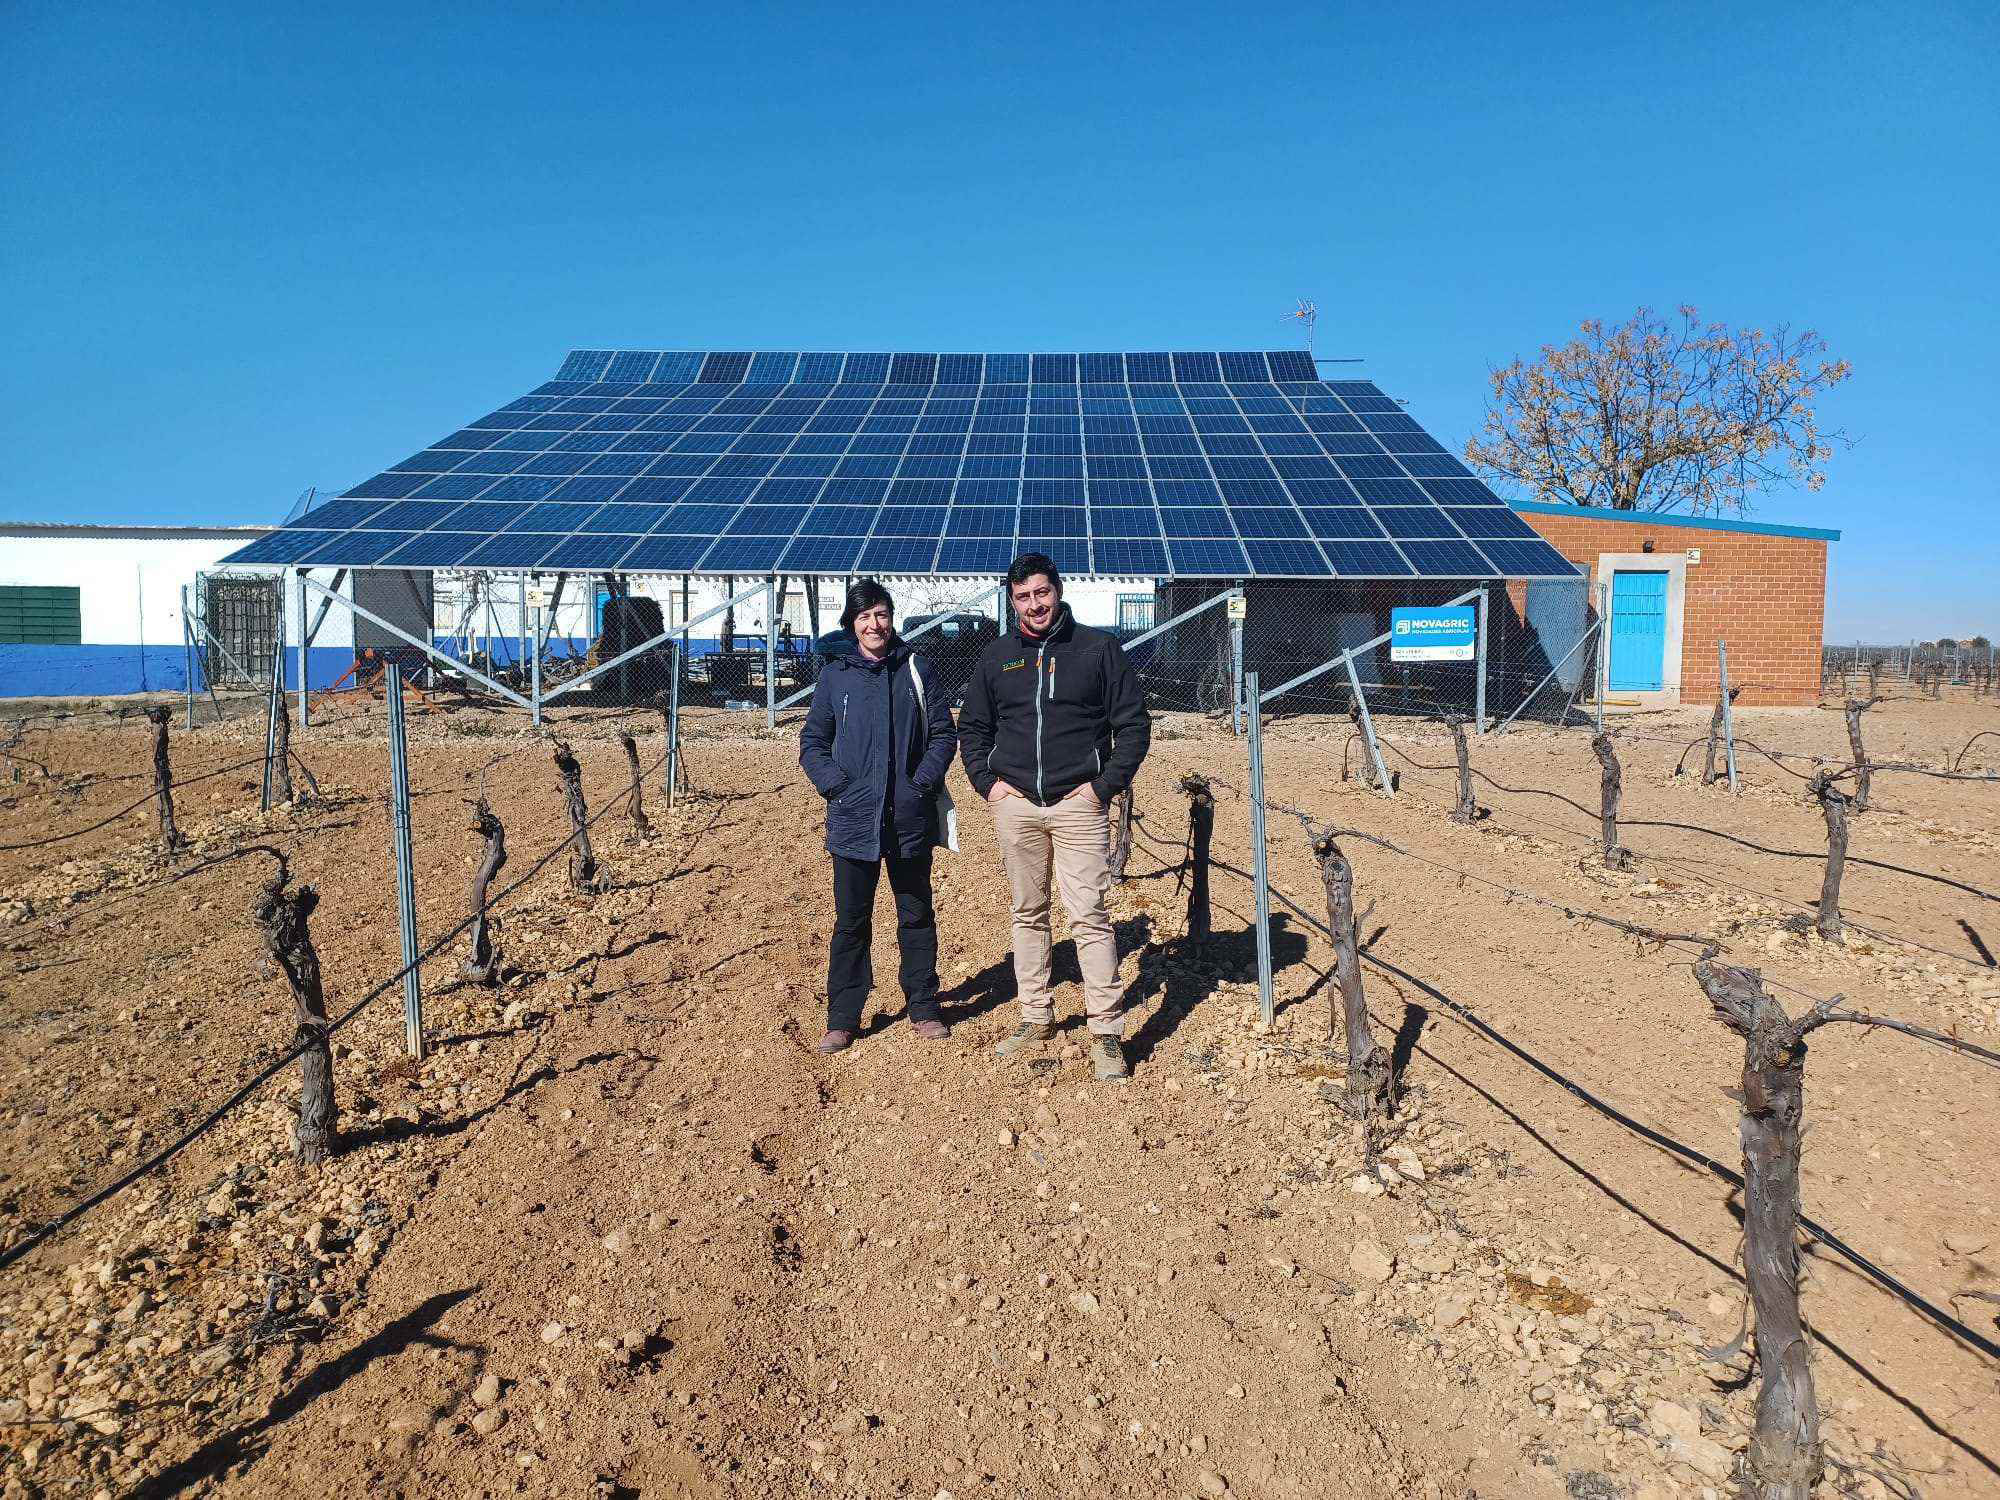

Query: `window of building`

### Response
(0, 586, 82, 645)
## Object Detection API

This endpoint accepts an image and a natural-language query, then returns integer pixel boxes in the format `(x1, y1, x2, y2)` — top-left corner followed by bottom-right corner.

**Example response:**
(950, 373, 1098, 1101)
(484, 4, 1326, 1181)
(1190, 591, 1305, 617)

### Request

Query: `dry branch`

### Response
(1693, 958, 1824, 1500)
(252, 857, 336, 1166)
(464, 798, 507, 985)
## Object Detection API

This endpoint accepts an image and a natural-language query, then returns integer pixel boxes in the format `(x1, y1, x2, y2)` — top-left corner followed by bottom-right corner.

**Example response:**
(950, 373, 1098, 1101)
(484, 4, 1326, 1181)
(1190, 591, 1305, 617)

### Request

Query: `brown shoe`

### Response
(995, 1021, 1057, 1058)
(911, 1019, 951, 1041)
(817, 1029, 855, 1054)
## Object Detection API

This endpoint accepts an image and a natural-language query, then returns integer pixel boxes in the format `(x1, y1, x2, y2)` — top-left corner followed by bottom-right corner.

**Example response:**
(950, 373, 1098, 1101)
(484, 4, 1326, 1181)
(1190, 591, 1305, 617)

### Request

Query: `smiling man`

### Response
(957, 553, 1151, 1080)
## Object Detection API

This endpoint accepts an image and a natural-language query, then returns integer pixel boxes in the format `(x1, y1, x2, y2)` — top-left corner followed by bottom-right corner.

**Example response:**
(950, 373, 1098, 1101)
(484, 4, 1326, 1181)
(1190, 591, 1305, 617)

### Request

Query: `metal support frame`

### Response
(294, 570, 308, 731)
(540, 580, 766, 706)
(1246, 671, 1275, 1025)
(518, 578, 530, 676)
(1594, 581, 1610, 734)
(1474, 587, 1490, 733)
(299, 572, 532, 709)
(180, 586, 198, 729)
(261, 628, 282, 809)
(1492, 616, 1602, 736)
(765, 576, 777, 730)
(1345, 652, 1392, 794)
(530, 593, 544, 727)
(1718, 639, 1740, 794)
(385, 664, 424, 1060)
(1230, 613, 1245, 736)
(772, 580, 1009, 714)
(665, 640, 683, 808)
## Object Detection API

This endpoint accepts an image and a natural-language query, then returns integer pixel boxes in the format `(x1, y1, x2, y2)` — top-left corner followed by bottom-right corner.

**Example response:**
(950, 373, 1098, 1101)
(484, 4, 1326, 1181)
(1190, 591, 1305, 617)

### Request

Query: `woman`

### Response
(798, 580, 959, 1053)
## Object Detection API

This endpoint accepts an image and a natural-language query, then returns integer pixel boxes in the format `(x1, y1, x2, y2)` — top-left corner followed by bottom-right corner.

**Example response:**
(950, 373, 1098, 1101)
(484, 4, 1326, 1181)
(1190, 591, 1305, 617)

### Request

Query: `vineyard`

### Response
(0, 687, 1995, 1500)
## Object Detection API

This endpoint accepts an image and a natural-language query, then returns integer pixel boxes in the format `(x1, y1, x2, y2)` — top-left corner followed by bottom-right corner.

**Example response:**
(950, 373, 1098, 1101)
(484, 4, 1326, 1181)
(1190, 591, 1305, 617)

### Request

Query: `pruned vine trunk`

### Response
(1182, 773, 1212, 945)
(1449, 718, 1476, 824)
(464, 797, 507, 984)
(1592, 733, 1630, 868)
(253, 860, 335, 1165)
(552, 741, 603, 892)
(1812, 772, 1847, 940)
(1693, 959, 1824, 1500)
(144, 706, 184, 851)
(269, 683, 296, 806)
(1315, 832, 1390, 1143)
(1843, 698, 1877, 813)
(619, 731, 652, 838)
(1109, 788, 1134, 882)
(1701, 690, 1738, 786)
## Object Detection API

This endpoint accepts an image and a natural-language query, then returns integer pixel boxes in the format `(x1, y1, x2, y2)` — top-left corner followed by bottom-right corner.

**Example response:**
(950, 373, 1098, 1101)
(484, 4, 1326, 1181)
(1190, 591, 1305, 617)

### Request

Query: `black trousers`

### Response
(827, 847, 940, 1032)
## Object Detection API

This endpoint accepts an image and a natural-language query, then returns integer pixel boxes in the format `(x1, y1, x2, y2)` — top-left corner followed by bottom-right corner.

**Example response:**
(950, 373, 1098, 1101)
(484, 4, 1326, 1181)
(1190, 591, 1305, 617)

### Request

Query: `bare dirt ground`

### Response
(0, 686, 1995, 1500)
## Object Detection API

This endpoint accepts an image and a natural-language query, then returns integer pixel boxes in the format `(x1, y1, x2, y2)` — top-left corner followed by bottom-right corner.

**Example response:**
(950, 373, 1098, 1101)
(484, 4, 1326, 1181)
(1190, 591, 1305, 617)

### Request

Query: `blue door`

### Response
(1607, 570, 1668, 692)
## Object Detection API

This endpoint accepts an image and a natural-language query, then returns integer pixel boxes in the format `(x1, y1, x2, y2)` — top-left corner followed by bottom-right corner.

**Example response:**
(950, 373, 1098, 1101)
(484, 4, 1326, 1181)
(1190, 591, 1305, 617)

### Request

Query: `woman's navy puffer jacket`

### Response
(798, 642, 958, 861)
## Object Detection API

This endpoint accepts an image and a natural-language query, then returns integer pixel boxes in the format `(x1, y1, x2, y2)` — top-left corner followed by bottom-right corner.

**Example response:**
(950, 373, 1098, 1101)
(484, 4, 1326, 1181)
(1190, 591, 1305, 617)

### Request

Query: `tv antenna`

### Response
(1282, 298, 1319, 353)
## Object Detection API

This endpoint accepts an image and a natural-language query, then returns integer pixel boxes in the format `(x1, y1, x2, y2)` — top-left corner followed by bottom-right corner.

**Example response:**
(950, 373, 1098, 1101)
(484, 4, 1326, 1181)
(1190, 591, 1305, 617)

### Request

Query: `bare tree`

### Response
(552, 741, 604, 893)
(1592, 734, 1633, 868)
(144, 707, 184, 851)
(464, 798, 506, 985)
(1811, 772, 1848, 939)
(618, 730, 653, 838)
(1315, 832, 1390, 1142)
(1466, 306, 1850, 518)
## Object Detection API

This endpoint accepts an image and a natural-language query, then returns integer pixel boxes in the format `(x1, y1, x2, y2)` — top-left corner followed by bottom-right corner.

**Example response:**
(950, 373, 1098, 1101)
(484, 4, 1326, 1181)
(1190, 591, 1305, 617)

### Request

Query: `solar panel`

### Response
(227, 353, 1581, 580)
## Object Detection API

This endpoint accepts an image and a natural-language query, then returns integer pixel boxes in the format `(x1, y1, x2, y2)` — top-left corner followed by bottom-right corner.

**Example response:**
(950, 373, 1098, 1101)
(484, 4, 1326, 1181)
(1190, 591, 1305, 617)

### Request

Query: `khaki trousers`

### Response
(990, 793, 1123, 1036)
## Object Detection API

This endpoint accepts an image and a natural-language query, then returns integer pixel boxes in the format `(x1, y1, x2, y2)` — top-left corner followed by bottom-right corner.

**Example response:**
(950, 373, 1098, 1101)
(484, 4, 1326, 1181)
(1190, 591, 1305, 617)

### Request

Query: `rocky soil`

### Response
(0, 689, 1995, 1498)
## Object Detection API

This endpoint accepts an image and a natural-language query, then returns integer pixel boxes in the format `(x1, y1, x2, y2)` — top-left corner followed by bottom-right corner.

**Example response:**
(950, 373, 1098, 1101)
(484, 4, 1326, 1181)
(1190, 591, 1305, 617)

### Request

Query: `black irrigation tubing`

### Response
(1953, 731, 2000, 773)
(0, 741, 676, 1275)
(1611, 817, 2000, 905)
(0, 753, 295, 853)
(1154, 795, 2000, 1364)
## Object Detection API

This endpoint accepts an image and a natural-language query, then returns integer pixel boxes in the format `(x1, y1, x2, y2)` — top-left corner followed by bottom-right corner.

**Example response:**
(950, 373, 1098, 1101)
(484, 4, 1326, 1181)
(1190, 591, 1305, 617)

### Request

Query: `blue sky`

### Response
(3, 1, 1993, 639)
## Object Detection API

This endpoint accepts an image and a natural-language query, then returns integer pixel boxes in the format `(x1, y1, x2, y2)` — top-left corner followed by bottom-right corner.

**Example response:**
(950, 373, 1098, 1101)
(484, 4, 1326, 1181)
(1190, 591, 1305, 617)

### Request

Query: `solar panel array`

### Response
(221, 350, 1578, 580)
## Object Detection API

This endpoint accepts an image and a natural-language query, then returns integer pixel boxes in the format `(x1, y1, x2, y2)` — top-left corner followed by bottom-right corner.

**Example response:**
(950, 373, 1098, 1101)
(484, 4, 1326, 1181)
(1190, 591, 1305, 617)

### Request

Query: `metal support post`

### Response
(1718, 640, 1740, 794)
(518, 578, 530, 675)
(765, 576, 777, 730)
(385, 664, 424, 1060)
(530, 592, 543, 727)
(181, 586, 197, 730)
(294, 569, 308, 731)
(1345, 651, 1392, 795)
(1230, 612, 1245, 737)
(665, 641, 682, 809)
(1594, 581, 1610, 734)
(1474, 587, 1490, 733)
(261, 629, 282, 810)
(1246, 672, 1275, 1027)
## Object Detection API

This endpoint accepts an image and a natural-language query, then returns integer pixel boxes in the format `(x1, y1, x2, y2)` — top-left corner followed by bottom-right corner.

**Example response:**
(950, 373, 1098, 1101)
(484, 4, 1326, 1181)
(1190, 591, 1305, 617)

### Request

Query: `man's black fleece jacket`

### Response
(957, 605, 1151, 807)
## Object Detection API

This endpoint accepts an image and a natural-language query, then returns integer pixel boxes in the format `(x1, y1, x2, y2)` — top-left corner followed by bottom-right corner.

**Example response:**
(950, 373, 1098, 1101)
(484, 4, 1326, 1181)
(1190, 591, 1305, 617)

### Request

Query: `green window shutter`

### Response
(0, 586, 83, 645)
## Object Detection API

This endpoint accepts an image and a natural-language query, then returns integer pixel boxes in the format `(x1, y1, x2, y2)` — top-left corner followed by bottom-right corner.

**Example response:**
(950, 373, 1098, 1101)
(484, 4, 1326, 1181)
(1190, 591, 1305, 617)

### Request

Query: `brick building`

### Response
(1511, 502, 1838, 709)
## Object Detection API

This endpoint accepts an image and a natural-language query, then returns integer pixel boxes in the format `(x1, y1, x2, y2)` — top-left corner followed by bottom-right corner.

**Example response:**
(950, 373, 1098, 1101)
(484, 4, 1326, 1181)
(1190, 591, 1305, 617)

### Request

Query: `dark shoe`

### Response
(1091, 1035, 1130, 1081)
(995, 1021, 1056, 1058)
(817, 1029, 855, 1054)
(911, 1018, 951, 1041)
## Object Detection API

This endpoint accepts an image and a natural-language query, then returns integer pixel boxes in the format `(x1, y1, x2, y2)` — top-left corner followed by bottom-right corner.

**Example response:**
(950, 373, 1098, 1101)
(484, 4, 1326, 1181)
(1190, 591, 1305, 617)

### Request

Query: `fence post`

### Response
(666, 642, 683, 808)
(1718, 640, 1740, 793)
(464, 798, 506, 985)
(765, 575, 778, 731)
(1449, 718, 1477, 824)
(553, 740, 604, 891)
(1246, 672, 1275, 1027)
(1230, 608, 1245, 737)
(1692, 958, 1825, 1499)
(1474, 587, 1490, 733)
(1313, 831, 1390, 1142)
(1109, 788, 1134, 883)
(1343, 652, 1392, 795)
(261, 632, 281, 811)
(530, 588, 543, 728)
(181, 586, 197, 730)
(294, 568, 309, 733)
(254, 857, 336, 1165)
(620, 730, 653, 837)
(1811, 771, 1847, 940)
(1594, 581, 1610, 734)
(386, 664, 424, 1060)
(144, 706, 184, 851)
(1592, 733, 1631, 868)
(1182, 772, 1212, 945)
